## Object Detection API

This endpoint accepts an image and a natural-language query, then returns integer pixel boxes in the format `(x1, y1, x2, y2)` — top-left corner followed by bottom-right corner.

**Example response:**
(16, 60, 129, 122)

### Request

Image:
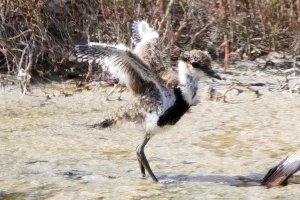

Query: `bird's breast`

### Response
(157, 88, 190, 127)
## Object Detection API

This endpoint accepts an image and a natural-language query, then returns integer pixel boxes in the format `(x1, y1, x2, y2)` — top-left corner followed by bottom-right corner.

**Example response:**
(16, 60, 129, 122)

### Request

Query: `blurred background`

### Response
(0, 0, 299, 82)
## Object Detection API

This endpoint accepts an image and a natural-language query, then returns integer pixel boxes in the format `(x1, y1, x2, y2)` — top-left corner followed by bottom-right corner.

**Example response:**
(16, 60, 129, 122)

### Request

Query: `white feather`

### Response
(178, 60, 188, 84)
(134, 21, 159, 42)
(144, 112, 159, 134)
(178, 60, 199, 105)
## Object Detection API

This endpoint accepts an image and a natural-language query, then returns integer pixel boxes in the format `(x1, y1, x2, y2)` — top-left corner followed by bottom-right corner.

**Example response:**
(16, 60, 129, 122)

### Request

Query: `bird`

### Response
(261, 152, 300, 187)
(72, 20, 177, 99)
(73, 42, 221, 182)
(73, 18, 224, 179)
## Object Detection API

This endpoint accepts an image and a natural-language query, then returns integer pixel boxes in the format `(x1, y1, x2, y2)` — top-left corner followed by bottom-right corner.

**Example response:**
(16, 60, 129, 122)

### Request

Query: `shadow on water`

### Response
(159, 174, 300, 187)
(61, 169, 93, 180)
(159, 174, 260, 187)
(0, 192, 26, 200)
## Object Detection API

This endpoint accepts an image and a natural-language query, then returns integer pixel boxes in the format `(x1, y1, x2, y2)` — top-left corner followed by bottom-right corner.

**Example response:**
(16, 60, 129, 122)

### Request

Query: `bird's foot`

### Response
(136, 145, 158, 182)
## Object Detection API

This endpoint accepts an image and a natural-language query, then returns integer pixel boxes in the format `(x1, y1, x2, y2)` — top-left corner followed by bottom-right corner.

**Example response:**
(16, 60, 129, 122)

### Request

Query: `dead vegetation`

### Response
(0, 0, 300, 93)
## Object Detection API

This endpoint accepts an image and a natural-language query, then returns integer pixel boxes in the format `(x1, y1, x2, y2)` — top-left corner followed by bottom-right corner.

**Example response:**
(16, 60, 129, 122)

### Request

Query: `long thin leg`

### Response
(137, 156, 146, 177)
(136, 134, 158, 182)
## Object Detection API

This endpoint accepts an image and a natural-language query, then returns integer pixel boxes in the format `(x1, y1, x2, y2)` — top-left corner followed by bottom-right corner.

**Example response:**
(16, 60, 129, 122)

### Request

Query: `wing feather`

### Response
(131, 20, 159, 44)
(74, 42, 164, 95)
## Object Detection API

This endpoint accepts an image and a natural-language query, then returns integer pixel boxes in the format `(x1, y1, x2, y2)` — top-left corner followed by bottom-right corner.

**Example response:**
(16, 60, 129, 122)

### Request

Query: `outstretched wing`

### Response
(74, 42, 164, 95)
(131, 20, 159, 45)
(261, 152, 300, 187)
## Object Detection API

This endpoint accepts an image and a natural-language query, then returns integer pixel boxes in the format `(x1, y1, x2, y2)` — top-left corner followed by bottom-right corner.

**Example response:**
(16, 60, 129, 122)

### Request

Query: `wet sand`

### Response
(1, 67, 300, 199)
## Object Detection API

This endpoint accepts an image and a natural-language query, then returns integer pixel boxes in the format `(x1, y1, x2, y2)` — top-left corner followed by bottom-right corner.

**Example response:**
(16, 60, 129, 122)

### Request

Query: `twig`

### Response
(8, 29, 32, 41)
(221, 82, 263, 102)
(224, 34, 229, 70)
(158, 0, 174, 32)
(0, 0, 7, 23)
(151, 0, 161, 24)
(18, 44, 28, 71)
(189, 21, 214, 45)
(173, 1, 188, 41)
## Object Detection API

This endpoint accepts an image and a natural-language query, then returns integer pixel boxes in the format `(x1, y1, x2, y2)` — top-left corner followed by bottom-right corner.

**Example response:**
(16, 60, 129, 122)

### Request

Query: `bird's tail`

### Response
(131, 20, 159, 44)
(90, 118, 116, 129)
(261, 152, 300, 187)
(89, 100, 145, 129)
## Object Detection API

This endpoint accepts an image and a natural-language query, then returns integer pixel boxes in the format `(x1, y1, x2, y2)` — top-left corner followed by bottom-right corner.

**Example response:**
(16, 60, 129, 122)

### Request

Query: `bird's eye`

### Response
(192, 62, 200, 68)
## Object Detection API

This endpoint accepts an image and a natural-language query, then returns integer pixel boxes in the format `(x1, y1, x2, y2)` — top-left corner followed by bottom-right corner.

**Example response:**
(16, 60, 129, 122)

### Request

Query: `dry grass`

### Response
(0, 0, 299, 89)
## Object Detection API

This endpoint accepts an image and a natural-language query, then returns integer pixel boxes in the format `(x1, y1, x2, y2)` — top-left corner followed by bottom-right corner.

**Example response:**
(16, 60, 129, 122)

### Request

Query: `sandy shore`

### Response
(1, 64, 300, 199)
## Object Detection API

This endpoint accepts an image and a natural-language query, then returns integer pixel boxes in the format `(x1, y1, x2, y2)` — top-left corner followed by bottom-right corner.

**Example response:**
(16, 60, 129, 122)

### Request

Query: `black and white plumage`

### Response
(261, 152, 300, 187)
(73, 21, 176, 94)
(74, 42, 221, 182)
(131, 20, 165, 73)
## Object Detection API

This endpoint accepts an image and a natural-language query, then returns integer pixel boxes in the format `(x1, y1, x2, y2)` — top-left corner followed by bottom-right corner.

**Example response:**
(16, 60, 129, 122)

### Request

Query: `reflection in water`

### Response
(1, 85, 300, 199)
(25, 160, 49, 164)
(159, 174, 262, 187)
(61, 170, 93, 180)
(0, 192, 26, 200)
(289, 175, 300, 185)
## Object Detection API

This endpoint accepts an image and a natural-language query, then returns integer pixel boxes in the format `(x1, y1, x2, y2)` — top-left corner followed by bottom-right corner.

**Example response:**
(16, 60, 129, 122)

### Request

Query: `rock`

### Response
(268, 51, 285, 59)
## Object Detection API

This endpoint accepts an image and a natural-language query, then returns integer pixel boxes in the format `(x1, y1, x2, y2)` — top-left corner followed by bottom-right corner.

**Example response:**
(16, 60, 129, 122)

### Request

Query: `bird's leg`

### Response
(137, 156, 146, 177)
(136, 133, 158, 182)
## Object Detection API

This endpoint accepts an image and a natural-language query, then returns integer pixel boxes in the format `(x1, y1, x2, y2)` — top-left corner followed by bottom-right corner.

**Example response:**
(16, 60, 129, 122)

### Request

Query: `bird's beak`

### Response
(205, 69, 222, 80)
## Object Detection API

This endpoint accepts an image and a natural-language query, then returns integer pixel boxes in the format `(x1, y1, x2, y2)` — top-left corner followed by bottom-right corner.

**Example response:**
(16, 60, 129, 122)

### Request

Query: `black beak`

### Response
(206, 69, 222, 80)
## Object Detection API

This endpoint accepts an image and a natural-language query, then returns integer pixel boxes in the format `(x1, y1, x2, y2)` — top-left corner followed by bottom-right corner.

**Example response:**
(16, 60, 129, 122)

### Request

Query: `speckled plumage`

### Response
(74, 42, 175, 130)
(73, 23, 221, 182)
(132, 21, 164, 73)
(131, 21, 180, 89)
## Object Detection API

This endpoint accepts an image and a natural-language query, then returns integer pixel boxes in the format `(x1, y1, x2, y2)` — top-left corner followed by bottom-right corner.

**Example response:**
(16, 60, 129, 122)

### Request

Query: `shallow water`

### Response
(1, 80, 300, 199)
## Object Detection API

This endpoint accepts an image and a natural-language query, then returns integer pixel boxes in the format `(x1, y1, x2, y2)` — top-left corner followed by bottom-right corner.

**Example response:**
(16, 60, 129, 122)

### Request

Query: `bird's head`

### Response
(179, 50, 221, 80)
